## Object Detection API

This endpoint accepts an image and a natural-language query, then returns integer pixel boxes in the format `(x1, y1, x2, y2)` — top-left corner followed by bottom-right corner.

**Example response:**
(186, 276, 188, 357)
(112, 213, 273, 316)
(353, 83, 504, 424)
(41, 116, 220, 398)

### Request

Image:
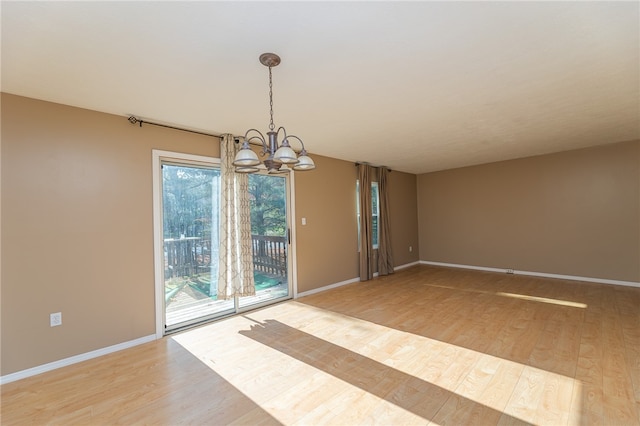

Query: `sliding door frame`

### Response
(152, 149, 299, 338)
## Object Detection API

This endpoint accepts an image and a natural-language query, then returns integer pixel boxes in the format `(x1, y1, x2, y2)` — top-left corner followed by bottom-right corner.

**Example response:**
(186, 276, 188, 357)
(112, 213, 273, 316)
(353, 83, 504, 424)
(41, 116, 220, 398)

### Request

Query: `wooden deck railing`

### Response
(164, 237, 212, 279)
(251, 235, 287, 276)
(164, 235, 287, 279)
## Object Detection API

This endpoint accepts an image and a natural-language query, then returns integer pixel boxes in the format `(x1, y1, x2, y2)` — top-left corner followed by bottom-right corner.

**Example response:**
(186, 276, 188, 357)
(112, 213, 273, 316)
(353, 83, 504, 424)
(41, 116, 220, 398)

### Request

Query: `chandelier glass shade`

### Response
(233, 53, 316, 174)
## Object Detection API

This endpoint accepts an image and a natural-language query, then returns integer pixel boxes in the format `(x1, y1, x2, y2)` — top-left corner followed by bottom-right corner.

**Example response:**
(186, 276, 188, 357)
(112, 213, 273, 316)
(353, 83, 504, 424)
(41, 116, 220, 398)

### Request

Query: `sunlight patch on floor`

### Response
(496, 291, 587, 308)
(425, 283, 588, 308)
(171, 301, 582, 425)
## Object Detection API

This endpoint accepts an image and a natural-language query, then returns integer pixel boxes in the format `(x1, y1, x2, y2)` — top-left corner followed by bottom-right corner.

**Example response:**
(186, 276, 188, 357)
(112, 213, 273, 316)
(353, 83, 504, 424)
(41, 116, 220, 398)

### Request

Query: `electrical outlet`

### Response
(50, 312, 62, 327)
(409, 246, 413, 252)
(506, 269, 514, 274)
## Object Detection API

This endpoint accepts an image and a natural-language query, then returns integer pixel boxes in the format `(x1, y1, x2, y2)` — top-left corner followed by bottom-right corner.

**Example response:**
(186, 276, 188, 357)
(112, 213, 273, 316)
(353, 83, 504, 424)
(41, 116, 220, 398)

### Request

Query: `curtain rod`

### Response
(126, 116, 307, 152)
(355, 162, 392, 172)
(126, 116, 261, 146)
(127, 116, 225, 140)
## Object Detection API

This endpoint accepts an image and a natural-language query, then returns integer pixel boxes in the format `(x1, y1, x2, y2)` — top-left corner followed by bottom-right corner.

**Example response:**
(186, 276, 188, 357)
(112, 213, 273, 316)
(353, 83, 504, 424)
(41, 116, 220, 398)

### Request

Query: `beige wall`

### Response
(1, 94, 420, 375)
(294, 155, 359, 293)
(294, 158, 420, 293)
(388, 170, 419, 267)
(417, 140, 640, 282)
(1, 94, 219, 375)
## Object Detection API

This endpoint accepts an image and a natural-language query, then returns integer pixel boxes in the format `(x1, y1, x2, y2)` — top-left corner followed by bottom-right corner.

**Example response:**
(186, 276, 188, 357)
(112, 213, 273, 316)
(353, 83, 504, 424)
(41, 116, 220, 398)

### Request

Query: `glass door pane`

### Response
(239, 173, 291, 309)
(162, 163, 233, 331)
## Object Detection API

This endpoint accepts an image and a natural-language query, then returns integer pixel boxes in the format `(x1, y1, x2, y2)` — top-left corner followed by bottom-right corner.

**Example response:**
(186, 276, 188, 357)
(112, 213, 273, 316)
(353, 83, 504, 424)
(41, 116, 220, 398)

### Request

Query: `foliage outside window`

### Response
(162, 164, 219, 241)
(248, 174, 286, 237)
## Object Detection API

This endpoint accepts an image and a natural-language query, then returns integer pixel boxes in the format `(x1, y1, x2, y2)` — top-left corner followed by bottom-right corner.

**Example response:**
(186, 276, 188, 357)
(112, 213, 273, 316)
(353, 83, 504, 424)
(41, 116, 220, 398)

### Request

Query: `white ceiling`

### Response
(2, 1, 638, 174)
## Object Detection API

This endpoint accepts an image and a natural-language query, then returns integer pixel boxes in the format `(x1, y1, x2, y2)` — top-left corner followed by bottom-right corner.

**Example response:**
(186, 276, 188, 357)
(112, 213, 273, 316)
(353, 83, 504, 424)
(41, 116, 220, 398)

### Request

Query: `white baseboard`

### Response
(296, 277, 360, 298)
(421, 261, 506, 274)
(0, 334, 157, 385)
(295, 261, 421, 299)
(420, 261, 640, 288)
(395, 261, 420, 271)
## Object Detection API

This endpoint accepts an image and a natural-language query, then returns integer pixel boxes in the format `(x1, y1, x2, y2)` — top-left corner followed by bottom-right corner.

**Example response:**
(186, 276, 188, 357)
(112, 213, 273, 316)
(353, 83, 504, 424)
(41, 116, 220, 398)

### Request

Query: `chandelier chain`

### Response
(268, 66, 275, 131)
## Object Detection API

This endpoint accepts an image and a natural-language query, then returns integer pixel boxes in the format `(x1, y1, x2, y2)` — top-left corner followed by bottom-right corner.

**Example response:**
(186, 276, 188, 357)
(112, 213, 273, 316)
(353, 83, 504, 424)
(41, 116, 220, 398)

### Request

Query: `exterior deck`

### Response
(164, 235, 289, 327)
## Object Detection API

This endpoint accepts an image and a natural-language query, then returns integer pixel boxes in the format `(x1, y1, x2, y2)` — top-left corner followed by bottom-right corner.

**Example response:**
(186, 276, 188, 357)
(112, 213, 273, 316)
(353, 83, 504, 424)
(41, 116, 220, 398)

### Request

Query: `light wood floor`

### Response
(2, 265, 639, 425)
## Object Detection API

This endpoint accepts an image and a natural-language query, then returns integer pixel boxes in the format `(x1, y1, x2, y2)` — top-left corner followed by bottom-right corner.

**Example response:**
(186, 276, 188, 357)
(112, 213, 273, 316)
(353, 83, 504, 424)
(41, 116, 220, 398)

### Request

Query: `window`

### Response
(356, 180, 379, 249)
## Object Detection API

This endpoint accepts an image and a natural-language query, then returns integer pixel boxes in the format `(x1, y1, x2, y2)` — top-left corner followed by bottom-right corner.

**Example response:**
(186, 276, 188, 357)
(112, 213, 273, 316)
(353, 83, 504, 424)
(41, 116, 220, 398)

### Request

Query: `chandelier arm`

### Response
(243, 128, 265, 140)
(246, 135, 266, 145)
(248, 138, 271, 156)
(283, 135, 307, 152)
(243, 129, 268, 148)
(274, 126, 289, 144)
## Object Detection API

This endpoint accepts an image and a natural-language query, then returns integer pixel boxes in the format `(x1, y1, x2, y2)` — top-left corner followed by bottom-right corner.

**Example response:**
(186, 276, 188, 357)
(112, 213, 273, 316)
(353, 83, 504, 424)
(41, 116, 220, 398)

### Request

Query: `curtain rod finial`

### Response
(128, 116, 143, 127)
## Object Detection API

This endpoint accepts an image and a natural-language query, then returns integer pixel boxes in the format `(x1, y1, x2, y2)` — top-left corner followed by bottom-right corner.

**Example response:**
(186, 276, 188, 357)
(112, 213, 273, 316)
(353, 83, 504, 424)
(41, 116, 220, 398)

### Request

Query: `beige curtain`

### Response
(218, 135, 255, 299)
(377, 167, 394, 276)
(358, 164, 374, 281)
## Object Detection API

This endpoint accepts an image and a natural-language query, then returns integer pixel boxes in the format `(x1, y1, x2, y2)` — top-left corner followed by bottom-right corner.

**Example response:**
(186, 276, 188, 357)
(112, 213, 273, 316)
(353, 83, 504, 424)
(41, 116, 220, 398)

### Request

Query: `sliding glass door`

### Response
(155, 151, 293, 334)
(240, 173, 290, 309)
(162, 162, 234, 331)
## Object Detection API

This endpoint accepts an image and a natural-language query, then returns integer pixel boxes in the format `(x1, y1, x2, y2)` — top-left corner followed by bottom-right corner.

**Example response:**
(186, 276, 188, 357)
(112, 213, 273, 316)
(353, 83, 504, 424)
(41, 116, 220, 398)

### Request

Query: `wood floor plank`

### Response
(431, 355, 524, 425)
(500, 366, 547, 424)
(2, 265, 639, 425)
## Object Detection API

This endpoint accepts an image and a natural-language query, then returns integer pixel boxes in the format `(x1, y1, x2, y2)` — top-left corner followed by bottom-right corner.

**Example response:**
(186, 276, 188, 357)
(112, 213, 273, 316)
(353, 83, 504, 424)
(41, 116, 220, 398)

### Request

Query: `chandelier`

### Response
(233, 53, 316, 174)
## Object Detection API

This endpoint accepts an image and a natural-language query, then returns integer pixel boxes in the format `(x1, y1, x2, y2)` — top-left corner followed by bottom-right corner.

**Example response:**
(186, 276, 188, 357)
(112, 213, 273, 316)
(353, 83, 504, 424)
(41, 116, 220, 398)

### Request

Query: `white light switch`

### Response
(50, 312, 62, 327)
(301, 217, 307, 225)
